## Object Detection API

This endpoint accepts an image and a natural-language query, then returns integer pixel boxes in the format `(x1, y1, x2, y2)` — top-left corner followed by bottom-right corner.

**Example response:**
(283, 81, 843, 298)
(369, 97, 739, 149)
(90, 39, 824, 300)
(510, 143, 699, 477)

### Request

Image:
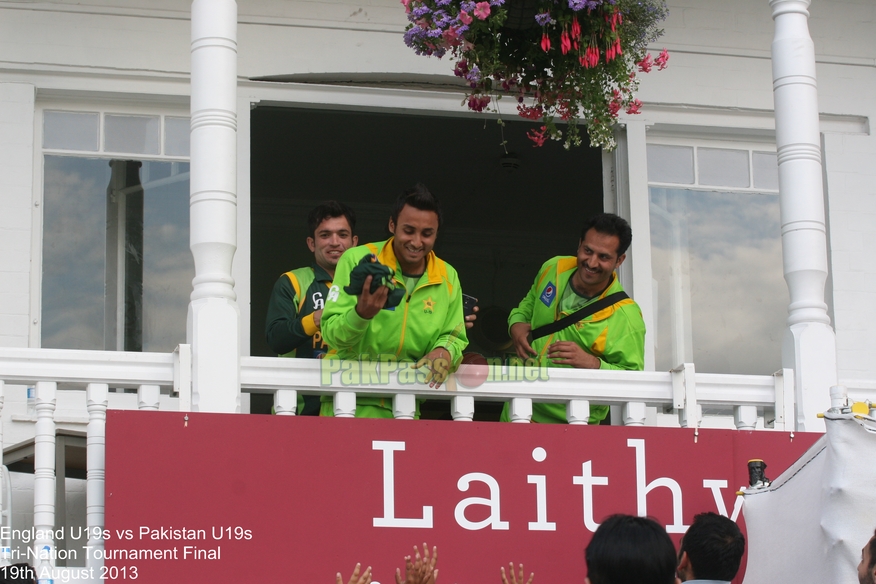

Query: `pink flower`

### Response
(527, 125, 548, 147)
(571, 15, 581, 39)
(442, 27, 461, 47)
(560, 30, 572, 55)
(637, 54, 653, 73)
(625, 99, 643, 115)
(541, 32, 551, 52)
(655, 48, 670, 70)
(580, 44, 599, 68)
(517, 104, 544, 120)
(458, 10, 473, 25)
(401, 0, 412, 13)
(473, 2, 491, 20)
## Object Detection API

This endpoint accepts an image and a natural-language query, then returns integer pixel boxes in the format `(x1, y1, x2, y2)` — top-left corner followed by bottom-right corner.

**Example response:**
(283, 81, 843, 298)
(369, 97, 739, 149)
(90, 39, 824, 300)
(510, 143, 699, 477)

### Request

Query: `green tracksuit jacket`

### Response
(504, 256, 645, 424)
(320, 238, 468, 418)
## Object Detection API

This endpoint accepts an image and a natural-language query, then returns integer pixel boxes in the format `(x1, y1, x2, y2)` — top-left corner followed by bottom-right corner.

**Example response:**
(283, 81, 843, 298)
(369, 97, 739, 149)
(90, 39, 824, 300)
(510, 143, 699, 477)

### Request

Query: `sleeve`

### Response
(320, 247, 372, 352)
(429, 270, 468, 368)
(596, 309, 646, 371)
(508, 260, 550, 331)
(264, 275, 315, 355)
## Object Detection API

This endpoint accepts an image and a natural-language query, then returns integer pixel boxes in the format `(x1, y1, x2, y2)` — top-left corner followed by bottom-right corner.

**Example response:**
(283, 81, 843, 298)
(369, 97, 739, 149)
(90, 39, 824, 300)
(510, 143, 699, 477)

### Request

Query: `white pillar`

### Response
(188, 0, 241, 413)
(770, 0, 836, 432)
(33, 382, 56, 567)
(85, 384, 108, 574)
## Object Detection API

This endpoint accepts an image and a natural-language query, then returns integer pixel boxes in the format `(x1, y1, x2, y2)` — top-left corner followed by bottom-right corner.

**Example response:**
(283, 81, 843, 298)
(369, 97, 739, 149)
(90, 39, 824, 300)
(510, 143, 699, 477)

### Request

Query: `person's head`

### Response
(858, 529, 876, 584)
(388, 183, 442, 274)
(585, 514, 679, 584)
(573, 213, 632, 297)
(677, 512, 745, 582)
(306, 201, 357, 274)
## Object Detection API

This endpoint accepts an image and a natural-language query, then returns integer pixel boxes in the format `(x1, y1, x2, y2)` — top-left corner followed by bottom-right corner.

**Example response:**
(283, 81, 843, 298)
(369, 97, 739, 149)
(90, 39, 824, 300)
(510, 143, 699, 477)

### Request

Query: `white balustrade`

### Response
(86, 383, 108, 573)
(273, 389, 297, 416)
(33, 381, 56, 567)
(137, 384, 160, 411)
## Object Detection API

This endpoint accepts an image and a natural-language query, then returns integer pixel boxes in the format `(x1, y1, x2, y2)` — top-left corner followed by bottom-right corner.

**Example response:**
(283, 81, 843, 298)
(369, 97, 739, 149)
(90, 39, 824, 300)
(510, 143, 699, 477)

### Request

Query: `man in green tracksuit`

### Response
(321, 184, 468, 418)
(504, 213, 645, 424)
(265, 201, 358, 415)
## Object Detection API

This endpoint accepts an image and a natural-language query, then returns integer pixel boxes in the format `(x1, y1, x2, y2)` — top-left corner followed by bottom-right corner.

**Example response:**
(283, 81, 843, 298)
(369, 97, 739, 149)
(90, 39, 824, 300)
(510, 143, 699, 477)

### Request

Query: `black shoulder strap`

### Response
(528, 291, 629, 342)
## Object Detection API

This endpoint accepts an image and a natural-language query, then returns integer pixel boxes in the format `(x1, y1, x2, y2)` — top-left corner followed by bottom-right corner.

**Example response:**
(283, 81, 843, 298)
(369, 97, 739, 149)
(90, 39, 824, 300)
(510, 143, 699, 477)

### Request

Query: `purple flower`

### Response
(534, 12, 552, 25)
(412, 5, 432, 18)
(466, 65, 482, 83)
(489, 0, 505, 5)
(461, 1, 476, 12)
(568, 0, 601, 9)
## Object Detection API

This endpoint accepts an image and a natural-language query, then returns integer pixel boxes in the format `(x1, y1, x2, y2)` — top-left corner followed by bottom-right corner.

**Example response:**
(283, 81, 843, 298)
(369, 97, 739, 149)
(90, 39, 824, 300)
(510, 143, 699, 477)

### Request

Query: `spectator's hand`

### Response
(355, 275, 390, 320)
(395, 543, 437, 584)
(337, 563, 372, 584)
(500, 563, 534, 584)
(547, 341, 600, 369)
(416, 349, 451, 389)
(464, 305, 479, 329)
(312, 309, 323, 329)
(510, 322, 536, 360)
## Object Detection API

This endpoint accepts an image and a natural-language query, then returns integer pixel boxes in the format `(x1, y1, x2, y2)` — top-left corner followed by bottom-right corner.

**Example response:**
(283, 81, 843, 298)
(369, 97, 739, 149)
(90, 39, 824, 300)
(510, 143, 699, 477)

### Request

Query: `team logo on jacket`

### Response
(540, 282, 556, 307)
(423, 297, 435, 314)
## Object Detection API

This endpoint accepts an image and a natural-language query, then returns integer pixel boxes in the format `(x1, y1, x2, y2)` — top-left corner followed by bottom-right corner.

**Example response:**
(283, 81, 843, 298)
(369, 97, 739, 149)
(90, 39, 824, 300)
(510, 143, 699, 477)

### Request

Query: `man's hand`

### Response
(337, 563, 372, 584)
(416, 348, 451, 389)
(395, 543, 437, 584)
(355, 275, 390, 320)
(464, 305, 479, 329)
(547, 341, 601, 368)
(312, 309, 323, 329)
(510, 322, 536, 360)
(500, 563, 534, 584)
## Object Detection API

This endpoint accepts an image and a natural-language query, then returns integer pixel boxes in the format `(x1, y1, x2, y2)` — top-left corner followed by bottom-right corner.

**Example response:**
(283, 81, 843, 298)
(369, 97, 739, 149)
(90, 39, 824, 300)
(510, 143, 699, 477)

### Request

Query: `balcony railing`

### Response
(0, 344, 798, 574)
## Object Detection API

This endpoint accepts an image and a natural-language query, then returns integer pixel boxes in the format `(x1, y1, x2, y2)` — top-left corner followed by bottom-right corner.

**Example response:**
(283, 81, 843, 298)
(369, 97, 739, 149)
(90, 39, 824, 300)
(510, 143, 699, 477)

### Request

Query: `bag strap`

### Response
(529, 291, 629, 342)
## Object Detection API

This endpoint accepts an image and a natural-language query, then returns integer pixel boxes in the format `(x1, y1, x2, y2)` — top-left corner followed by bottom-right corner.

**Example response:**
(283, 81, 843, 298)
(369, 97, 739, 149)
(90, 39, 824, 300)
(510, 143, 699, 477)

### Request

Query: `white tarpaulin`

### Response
(742, 413, 876, 583)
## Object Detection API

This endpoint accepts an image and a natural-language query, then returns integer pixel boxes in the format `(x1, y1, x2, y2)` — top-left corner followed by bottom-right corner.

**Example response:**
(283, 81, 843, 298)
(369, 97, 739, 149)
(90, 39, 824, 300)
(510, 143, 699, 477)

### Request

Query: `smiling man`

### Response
(320, 183, 468, 418)
(265, 201, 358, 414)
(504, 213, 645, 424)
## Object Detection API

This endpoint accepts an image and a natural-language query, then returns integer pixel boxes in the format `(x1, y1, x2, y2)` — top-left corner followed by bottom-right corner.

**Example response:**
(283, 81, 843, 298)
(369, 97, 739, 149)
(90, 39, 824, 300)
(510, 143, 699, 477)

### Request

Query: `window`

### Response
(40, 109, 193, 352)
(647, 142, 786, 375)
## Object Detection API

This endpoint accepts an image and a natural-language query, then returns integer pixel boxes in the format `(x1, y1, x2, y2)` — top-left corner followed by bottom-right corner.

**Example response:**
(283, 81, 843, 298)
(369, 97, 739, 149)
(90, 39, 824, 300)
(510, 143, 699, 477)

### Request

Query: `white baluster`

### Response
(86, 383, 108, 574)
(33, 381, 56, 566)
(567, 400, 590, 425)
(393, 394, 416, 420)
(509, 398, 532, 423)
(334, 392, 356, 418)
(137, 384, 160, 411)
(273, 389, 297, 415)
(451, 396, 475, 421)
(623, 401, 646, 426)
(734, 405, 758, 430)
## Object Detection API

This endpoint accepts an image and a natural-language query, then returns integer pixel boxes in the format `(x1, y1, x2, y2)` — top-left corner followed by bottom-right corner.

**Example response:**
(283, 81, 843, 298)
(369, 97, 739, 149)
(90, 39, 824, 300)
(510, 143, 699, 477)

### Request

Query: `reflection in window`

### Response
(42, 156, 192, 352)
(649, 188, 787, 374)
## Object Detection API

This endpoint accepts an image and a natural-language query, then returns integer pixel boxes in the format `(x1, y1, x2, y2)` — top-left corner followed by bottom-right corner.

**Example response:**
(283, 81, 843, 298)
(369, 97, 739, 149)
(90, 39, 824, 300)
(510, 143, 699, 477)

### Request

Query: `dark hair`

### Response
(586, 515, 677, 584)
(307, 201, 356, 239)
(390, 183, 443, 229)
(869, 529, 876, 572)
(679, 512, 745, 581)
(0, 563, 36, 584)
(580, 213, 632, 257)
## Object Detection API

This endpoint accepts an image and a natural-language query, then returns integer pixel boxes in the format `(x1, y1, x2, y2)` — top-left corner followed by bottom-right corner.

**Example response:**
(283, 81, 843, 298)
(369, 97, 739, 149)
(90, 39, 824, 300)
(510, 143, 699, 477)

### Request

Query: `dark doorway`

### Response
(250, 105, 604, 416)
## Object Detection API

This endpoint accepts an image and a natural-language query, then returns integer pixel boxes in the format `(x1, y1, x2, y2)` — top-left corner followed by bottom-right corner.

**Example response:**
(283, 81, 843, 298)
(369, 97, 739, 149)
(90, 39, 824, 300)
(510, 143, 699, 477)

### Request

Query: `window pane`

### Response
(698, 148, 750, 188)
(647, 145, 694, 184)
(105, 114, 160, 155)
(43, 111, 99, 151)
(753, 151, 779, 190)
(165, 117, 190, 156)
(649, 187, 787, 375)
(42, 156, 192, 352)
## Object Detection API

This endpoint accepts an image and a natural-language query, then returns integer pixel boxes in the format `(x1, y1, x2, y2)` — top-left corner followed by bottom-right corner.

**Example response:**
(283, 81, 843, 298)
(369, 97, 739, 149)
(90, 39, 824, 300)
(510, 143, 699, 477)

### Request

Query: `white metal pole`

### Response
(769, 0, 837, 432)
(188, 0, 241, 412)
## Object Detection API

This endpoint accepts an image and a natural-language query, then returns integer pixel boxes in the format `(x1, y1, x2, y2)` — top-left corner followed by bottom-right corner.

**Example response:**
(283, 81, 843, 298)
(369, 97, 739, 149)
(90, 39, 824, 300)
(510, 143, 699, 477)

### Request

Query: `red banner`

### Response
(105, 411, 818, 584)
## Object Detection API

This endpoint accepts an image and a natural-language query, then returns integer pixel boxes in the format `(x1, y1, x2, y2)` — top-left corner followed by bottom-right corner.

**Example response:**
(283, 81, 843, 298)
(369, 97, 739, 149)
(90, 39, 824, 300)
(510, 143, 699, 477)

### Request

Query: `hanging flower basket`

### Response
(403, 0, 669, 149)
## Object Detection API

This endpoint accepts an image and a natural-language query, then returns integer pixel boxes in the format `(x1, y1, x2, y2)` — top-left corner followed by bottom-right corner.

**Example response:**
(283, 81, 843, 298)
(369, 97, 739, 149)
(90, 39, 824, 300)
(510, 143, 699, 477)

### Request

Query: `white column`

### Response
(137, 384, 160, 411)
(85, 384, 108, 573)
(187, 0, 241, 413)
(33, 382, 56, 566)
(770, 0, 836, 432)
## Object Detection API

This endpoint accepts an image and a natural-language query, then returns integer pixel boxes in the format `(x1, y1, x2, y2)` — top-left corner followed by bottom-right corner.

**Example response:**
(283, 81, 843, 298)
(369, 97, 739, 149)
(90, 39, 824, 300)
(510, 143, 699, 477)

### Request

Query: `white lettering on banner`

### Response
(527, 447, 556, 531)
(702, 480, 744, 521)
(628, 438, 689, 533)
(372, 441, 433, 528)
(455, 473, 510, 531)
(573, 461, 610, 532)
